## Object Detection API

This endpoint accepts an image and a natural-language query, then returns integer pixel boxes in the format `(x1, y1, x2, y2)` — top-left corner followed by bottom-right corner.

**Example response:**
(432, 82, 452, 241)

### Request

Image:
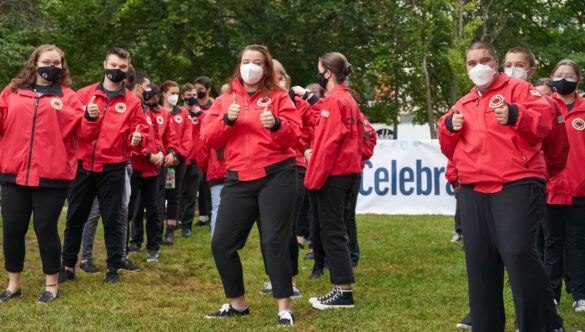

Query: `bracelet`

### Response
(302, 90, 310, 100)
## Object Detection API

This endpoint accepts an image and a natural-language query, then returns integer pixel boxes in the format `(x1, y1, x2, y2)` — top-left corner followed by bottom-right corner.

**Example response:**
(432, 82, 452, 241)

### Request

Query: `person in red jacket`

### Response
(201, 44, 300, 326)
(545, 59, 585, 312)
(60, 48, 150, 285)
(160, 80, 190, 245)
(0, 45, 102, 303)
(304, 52, 363, 310)
(438, 41, 563, 332)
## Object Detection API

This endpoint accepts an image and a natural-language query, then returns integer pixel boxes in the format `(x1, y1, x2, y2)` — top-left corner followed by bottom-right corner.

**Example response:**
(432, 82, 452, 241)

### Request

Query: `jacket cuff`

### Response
(270, 116, 282, 132)
(167, 147, 175, 155)
(507, 104, 519, 126)
(307, 95, 320, 106)
(84, 110, 98, 122)
(223, 114, 236, 127)
(451, 180, 459, 189)
(146, 152, 152, 160)
(445, 113, 456, 132)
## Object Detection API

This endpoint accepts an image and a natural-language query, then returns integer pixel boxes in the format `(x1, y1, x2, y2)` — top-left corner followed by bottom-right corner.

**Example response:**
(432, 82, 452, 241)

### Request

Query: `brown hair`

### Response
(227, 44, 283, 96)
(465, 41, 497, 61)
(272, 59, 291, 90)
(505, 47, 536, 68)
(106, 47, 131, 62)
(319, 52, 353, 84)
(181, 83, 196, 96)
(551, 59, 582, 81)
(534, 78, 553, 90)
(160, 80, 179, 96)
(10, 44, 72, 92)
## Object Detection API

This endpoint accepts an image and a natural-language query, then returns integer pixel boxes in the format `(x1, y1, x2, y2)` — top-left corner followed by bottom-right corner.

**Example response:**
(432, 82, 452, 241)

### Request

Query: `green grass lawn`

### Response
(0, 214, 582, 331)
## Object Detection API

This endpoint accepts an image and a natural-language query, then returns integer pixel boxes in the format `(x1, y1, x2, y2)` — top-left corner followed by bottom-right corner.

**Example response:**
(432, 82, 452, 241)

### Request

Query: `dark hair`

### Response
(150, 83, 160, 96)
(505, 47, 536, 68)
(160, 80, 179, 96)
(181, 83, 196, 96)
(105, 47, 131, 62)
(465, 41, 497, 61)
(552, 59, 582, 81)
(228, 44, 283, 96)
(10, 44, 72, 92)
(125, 64, 136, 86)
(129, 71, 150, 90)
(195, 76, 212, 89)
(534, 78, 553, 90)
(319, 52, 353, 84)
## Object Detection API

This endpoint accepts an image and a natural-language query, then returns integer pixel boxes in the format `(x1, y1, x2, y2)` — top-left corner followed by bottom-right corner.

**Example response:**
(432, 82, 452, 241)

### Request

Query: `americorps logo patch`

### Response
(489, 95, 504, 108)
(50, 98, 63, 110)
(257, 97, 271, 107)
(115, 103, 127, 113)
(573, 118, 585, 131)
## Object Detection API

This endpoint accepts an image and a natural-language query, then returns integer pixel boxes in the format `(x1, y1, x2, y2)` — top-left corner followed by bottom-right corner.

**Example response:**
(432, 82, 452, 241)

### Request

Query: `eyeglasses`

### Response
(552, 73, 578, 81)
(38, 60, 62, 67)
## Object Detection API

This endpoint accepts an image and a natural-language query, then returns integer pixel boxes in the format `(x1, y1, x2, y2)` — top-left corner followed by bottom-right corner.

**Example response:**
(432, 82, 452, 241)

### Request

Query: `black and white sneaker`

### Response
(309, 286, 339, 304)
(456, 312, 472, 329)
(278, 310, 295, 326)
(259, 282, 272, 295)
(291, 285, 302, 299)
(128, 243, 142, 254)
(573, 299, 585, 312)
(80, 260, 100, 273)
(312, 287, 354, 310)
(205, 303, 250, 319)
(451, 232, 463, 242)
(147, 250, 159, 263)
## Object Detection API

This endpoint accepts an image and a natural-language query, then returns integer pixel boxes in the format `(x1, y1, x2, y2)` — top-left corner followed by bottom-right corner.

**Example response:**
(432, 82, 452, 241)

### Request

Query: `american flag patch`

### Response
(321, 110, 330, 118)
(558, 115, 565, 124)
(530, 89, 541, 96)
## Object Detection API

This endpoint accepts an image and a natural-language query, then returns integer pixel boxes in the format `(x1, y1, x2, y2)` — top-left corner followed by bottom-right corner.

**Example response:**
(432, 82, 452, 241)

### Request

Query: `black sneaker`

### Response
(58, 267, 76, 283)
(163, 225, 175, 245)
(0, 289, 22, 302)
(456, 312, 472, 329)
(147, 250, 159, 263)
(80, 260, 100, 274)
(182, 227, 192, 237)
(309, 286, 339, 304)
(104, 271, 120, 284)
(37, 290, 59, 304)
(194, 219, 207, 227)
(278, 310, 295, 326)
(312, 287, 354, 310)
(205, 304, 250, 319)
(309, 265, 323, 279)
(128, 243, 142, 254)
(298, 243, 305, 249)
(120, 258, 140, 272)
(303, 251, 314, 260)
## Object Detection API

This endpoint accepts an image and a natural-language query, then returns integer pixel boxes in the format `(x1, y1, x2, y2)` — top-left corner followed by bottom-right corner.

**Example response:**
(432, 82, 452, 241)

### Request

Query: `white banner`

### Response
(357, 139, 456, 215)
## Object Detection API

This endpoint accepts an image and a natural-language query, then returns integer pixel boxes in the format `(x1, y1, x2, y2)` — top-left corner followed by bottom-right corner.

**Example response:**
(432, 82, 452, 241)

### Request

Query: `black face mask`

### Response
(317, 71, 329, 89)
(553, 79, 578, 96)
(105, 68, 127, 83)
(197, 90, 207, 99)
(185, 97, 197, 106)
(38, 66, 62, 83)
(142, 89, 155, 102)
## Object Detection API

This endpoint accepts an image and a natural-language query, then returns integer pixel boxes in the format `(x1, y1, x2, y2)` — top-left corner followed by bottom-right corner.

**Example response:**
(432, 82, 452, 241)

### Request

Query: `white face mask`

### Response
(240, 63, 263, 85)
(468, 64, 496, 86)
(167, 94, 179, 106)
(505, 66, 528, 81)
(279, 80, 286, 88)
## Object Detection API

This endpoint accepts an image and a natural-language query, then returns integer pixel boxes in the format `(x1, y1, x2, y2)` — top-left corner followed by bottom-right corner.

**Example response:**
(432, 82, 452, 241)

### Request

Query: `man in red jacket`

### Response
(438, 41, 563, 332)
(60, 48, 150, 284)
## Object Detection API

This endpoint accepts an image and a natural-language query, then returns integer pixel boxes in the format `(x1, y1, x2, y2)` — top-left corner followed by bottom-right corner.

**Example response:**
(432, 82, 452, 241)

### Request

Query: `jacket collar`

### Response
(552, 91, 585, 112)
(95, 78, 126, 99)
(18, 83, 63, 97)
(328, 84, 349, 96)
(170, 105, 182, 115)
(460, 73, 509, 105)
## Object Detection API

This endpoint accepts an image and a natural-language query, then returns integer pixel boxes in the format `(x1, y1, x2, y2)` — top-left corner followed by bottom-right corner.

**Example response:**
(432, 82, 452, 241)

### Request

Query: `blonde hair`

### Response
(272, 59, 291, 90)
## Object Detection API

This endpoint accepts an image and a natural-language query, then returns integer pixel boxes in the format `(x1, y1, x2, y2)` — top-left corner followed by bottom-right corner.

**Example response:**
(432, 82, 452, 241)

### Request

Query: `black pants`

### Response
(543, 204, 585, 302)
(128, 175, 162, 252)
(179, 162, 201, 229)
(346, 173, 361, 268)
(2, 184, 68, 274)
(62, 167, 125, 271)
(212, 167, 297, 299)
(198, 175, 212, 217)
(310, 190, 325, 268)
(165, 159, 187, 220)
(295, 185, 310, 239)
(311, 174, 358, 285)
(454, 193, 462, 234)
(459, 181, 563, 332)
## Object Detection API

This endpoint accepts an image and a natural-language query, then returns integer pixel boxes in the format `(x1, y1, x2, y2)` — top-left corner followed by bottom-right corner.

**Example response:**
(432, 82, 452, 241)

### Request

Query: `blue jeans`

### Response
(209, 183, 224, 238)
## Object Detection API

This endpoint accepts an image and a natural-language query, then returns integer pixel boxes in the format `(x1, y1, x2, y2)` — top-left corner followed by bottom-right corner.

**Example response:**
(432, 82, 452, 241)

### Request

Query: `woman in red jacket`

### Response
(304, 52, 363, 310)
(201, 44, 300, 326)
(0, 45, 101, 303)
(545, 59, 585, 312)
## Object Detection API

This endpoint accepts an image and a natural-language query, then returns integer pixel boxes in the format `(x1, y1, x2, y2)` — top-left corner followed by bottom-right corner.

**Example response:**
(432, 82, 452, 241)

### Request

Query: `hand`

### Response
(165, 153, 177, 167)
(131, 125, 141, 147)
(194, 106, 202, 115)
(494, 98, 509, 125)
(260, 105, 275, 129)
(87, 96, 99, 119)
(454, 185, 460, 193)
(304, 148, 312, 163)
(150, 152, 164, 167)
(291, 86, 307, 97)
(451, 108, 464, 131)
(228, 94, 240, 121)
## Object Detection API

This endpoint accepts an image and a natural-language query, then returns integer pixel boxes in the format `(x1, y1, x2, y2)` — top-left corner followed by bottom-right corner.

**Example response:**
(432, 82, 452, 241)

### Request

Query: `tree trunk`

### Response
(422, 54, 437, 138)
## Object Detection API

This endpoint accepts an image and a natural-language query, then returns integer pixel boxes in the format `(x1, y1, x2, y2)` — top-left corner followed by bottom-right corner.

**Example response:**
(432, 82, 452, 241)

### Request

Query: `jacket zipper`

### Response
(25, 97, 41, 185)
(91, 100, 109, 171)
(245, 102, 249, 168)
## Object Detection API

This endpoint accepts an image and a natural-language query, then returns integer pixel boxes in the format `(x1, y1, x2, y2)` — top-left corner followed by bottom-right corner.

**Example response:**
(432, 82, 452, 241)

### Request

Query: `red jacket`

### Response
(76, 81, 150, 172)
(542, 94, 569, 179)
(169, 105, 192, 160)
(360, 112, 377, 169)
(292, 96, 316, 168)
(305, 84, 364, 190)
(445, 160, 459, 185)
(547, 92, 585, 205)
(196, 139, 226, 184)
(148, 104, 178, 157)
(186, 107, 207, 166)
(0, 84, 102, 187)
(130, 104, 164, 177)
(438, 74, 552, 193)
(201, 77, 301, 181)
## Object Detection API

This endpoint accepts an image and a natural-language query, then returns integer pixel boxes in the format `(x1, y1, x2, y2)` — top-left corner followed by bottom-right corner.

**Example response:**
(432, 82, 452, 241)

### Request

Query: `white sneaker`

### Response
(573, 299, 585, 312)
(259, 282, 272, 295)
(451, 233, 462, 242)
(291, 285, 302, 299)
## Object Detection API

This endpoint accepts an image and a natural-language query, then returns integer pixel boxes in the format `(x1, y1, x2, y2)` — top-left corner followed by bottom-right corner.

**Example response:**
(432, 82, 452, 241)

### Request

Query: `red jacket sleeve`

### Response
(510, 85, 552, 146)
(196, 139, 211, 174)
(360, 112, 376, 161)
(438, 107, 463, 160)
(201, 95, 237, 150)
(445, 160, 459, 184)
(0, 87, 9, 137)
(163, 113, 179, 154)
(543, 98, 569, 178)
(269, 93, 301, 149)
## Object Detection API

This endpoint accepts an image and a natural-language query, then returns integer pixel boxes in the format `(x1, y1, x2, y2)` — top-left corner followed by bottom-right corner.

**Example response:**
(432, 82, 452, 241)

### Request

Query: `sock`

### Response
(231, 304, 248, 312)
(278, 310, 292, 317)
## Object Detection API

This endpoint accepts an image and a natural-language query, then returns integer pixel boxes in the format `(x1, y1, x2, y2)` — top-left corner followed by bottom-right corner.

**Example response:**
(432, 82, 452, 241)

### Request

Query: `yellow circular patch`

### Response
(50, 98, 63, 110)
(115, 103, 127, 113)
(257, 97, 271, 107)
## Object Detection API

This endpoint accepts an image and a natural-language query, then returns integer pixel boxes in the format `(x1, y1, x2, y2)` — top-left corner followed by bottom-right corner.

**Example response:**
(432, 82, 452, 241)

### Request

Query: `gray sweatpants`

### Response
(81, 162, 132, 261)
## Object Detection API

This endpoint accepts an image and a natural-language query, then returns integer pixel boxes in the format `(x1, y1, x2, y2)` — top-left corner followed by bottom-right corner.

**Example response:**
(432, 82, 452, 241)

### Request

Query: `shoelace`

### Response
(219, 303, 231, 314)
(322, 289, 343, 304)
(318, 286, 340, 302)
(279, 311, 293, 323)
